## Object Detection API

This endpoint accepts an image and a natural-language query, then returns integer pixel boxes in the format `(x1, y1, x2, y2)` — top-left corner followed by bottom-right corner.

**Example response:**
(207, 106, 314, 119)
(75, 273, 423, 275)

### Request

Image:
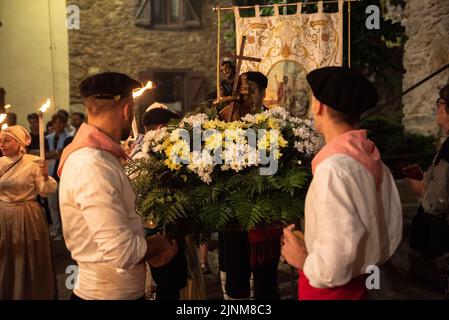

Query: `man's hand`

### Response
(145, 235, 178, 268)
(281, 224, 308, 270)
(406, 178, 426, 198)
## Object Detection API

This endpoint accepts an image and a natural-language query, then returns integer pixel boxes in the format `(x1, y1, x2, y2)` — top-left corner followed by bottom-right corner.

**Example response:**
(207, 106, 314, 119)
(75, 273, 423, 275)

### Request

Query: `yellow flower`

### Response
(223, 129, 238, 141)
(255, 114, 269, 124)
(203, 120, 217, 130)
(273, 149, 282, 159)
(268, 118, 280, 129)
(204, 132, 223, 150)
(164, 158, 181, 171)
(277, 134, 288, 148)
(257, 133, 270, 150)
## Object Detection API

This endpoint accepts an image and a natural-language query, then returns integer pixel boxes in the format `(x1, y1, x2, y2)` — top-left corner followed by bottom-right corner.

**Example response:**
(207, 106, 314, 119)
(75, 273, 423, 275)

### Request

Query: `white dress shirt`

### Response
(303, 154, 403, 288)
(59, 147, 147, 300)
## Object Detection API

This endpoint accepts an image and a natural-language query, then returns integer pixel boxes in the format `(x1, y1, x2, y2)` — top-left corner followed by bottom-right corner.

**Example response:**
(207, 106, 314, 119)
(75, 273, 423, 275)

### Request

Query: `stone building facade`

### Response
(68, 0, 233, 113)
(402, 0, 449, 137)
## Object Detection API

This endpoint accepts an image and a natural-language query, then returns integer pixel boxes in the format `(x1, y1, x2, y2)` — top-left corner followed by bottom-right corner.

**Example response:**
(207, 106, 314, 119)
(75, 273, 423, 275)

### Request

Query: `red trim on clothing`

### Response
(298, 271, 367, 300)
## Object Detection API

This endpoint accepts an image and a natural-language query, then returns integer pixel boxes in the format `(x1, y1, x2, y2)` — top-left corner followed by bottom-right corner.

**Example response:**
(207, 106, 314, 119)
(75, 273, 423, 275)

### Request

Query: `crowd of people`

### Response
(1, 67, 449, 300)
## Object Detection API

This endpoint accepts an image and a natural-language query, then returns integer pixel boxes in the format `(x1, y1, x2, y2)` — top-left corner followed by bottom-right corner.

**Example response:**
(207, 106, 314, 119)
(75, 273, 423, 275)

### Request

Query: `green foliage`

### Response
(128, 152, 310, 239)
(361, 116, 436, 158)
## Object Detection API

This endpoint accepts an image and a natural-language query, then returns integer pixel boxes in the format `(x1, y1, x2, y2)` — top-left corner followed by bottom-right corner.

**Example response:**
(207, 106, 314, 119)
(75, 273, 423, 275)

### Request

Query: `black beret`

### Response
(143, 108, 179, 126)
(244, 71, 268, 89)
(79, 72, 141, 100)
(306, 67, 378, 115)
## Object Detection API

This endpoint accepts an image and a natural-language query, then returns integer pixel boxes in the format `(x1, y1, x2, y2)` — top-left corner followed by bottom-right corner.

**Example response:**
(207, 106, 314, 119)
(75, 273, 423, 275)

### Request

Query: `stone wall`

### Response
(402, 0, 449, 137)
(67, 0, 233, 104)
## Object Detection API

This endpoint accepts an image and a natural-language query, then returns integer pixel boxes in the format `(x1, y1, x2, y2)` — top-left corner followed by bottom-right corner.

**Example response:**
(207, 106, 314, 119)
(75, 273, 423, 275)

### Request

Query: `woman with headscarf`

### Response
(0, 125, 58, 299)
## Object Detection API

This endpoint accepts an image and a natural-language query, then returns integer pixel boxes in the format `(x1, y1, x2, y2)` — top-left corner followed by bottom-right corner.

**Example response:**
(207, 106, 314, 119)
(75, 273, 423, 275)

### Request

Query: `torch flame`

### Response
(39, 99, 51, 113)
(132, 81, 154, 99)
(4, 104, 11, 110)
(0, 114, 6, 123)
(1, 123, 8, 130)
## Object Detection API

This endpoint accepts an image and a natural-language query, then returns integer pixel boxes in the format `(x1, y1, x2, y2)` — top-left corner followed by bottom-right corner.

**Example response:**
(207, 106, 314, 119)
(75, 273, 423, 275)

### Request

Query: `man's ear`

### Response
(315, 101, 324, 115)
(311, 97, 322, 115)
(123, 102, 133, 120)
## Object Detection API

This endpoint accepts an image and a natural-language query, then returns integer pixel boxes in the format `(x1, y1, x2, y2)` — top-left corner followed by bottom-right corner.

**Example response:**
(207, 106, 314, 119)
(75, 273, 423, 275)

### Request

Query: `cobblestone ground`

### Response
(53, 236, 446, 300)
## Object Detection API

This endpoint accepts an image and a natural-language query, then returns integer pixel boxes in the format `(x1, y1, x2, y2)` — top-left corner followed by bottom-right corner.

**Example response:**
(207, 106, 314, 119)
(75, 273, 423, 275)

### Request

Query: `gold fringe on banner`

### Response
(212, 0, 360, 12)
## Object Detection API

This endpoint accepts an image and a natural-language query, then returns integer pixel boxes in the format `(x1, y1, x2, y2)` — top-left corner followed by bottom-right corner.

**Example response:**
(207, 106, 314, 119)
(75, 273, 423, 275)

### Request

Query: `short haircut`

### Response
(72, 112, 86, 121)
(326, 106, 360, 127)
(52, 113, 67, 124)
(57, 109, 70, 121)
(84, 96, 131, 117)
(243, 71, 268, 91)
(440, 84, 449, 112)
(6, 113, 17, 125)
(27, 113, 39, 121)
(221, 60, 235, 71)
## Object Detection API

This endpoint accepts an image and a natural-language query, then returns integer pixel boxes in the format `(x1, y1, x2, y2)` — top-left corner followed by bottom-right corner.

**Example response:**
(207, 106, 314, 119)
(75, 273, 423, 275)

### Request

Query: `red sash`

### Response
(298, 271, 367, 300)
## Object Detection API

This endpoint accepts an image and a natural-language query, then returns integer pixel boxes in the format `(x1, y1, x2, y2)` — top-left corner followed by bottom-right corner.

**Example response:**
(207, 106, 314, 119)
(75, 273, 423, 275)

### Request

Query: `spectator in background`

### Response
(0, 125, 58, 299)
(408, 84, 449, 258)
(70, 112, 85, 133)
(6, 112, 17, 126)
(45, 113, 74, 240)
(57, 109, 76, 135)
(26, 113, 48, 155)
(46, 121, 54, 135)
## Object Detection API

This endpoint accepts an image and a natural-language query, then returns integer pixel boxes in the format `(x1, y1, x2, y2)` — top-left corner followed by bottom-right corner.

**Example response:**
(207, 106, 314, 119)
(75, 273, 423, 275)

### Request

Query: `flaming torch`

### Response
(131, 81, 154, 138)
(39, 99, 51, 159)
(1, 104, 11, 127)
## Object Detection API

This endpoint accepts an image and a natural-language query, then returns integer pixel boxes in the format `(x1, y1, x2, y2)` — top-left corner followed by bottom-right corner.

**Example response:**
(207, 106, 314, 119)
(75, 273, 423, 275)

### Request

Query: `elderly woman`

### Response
(407, 84, 449, 258)
(0, 125, 58, 299)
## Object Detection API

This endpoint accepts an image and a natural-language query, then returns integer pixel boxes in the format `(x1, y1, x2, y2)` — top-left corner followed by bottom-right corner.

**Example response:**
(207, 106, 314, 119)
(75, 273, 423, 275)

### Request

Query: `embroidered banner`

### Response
(234, 1, 343, 117)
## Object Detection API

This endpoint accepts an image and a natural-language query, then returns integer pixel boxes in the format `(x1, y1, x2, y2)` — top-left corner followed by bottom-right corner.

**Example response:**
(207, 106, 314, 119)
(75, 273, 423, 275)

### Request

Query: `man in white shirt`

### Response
(281, 67, 403, 300)
(58, 72, 178, 300)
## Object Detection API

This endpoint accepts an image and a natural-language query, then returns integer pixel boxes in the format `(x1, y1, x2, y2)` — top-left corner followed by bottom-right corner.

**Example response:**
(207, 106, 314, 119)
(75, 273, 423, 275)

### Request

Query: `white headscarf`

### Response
(1, 125, 32, 155)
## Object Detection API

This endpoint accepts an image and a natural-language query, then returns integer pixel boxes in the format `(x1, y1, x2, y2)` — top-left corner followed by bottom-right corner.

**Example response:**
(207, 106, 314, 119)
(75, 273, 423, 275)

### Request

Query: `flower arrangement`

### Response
(126, 107, 321, 241)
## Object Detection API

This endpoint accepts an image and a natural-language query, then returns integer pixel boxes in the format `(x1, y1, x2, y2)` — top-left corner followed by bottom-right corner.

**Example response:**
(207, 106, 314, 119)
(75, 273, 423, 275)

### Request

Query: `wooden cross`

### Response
(222, 36, 262, 97)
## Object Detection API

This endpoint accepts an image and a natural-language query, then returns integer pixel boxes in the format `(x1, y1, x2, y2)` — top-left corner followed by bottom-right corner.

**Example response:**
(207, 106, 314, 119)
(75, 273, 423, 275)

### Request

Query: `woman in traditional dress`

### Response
(0, 125, 58, 299)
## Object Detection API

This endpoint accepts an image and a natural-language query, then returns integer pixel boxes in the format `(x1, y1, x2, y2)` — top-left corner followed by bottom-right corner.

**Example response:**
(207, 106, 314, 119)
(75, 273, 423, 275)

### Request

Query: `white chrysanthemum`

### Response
(187, 150, 214, 184)
(241, 113, 257, 124)
(144, 127, 168, 143)
(180, 113, 208, 128)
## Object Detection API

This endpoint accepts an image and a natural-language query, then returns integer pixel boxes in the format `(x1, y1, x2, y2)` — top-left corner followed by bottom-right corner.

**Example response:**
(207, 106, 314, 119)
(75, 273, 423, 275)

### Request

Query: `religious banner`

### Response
(234, 1, 343, 117)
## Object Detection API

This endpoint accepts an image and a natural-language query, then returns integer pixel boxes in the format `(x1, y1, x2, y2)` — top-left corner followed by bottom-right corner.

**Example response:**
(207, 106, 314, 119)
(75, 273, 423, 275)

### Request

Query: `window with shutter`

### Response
(184, 0, 201, 27)
(138, 69, 207, 114)
(135, 0, 152, 27)
(135, 0, 201, 30)
(186, 71, 207, 109)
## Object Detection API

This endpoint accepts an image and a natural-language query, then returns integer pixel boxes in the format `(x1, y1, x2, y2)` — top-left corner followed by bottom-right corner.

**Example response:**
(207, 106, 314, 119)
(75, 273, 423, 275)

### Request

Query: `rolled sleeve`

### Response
(73, 161, 147, 270)
(35, 173, 58, 197)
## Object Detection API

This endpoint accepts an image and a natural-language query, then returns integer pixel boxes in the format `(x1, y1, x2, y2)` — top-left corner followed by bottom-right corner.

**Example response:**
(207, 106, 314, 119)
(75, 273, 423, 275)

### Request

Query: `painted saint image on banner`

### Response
(265, 60, 311, 118)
